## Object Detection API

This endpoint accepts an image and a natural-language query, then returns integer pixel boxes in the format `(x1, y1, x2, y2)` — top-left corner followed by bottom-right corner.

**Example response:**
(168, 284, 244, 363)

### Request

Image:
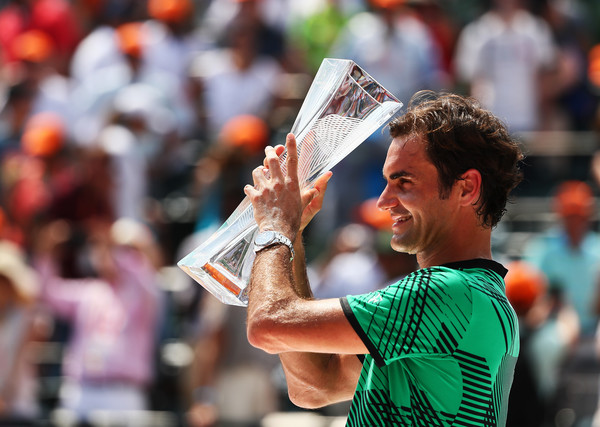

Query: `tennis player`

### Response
(244, 91, 524, 426)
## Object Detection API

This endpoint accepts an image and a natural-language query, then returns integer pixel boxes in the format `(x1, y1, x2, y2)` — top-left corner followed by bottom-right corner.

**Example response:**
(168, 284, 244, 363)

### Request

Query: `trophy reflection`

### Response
(178, 58, 403, 306)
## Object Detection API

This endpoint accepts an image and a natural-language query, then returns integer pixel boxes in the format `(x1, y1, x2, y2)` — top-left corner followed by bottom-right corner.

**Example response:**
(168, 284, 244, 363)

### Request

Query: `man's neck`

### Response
(417, 229, 492, 269)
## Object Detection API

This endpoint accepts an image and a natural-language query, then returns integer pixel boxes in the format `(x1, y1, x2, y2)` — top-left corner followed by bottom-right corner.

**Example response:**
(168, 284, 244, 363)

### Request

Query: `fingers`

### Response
(285, 133, 299, 183)
(313, 171, 333, 193)
(264, 145, 285, 182)
(261, 134, 297, 183)
(249, 134, 299, 196)
(263, 144, 285, 168)
(302, 172, 332, 204)
(250, 165, 269, 188)
(301, 186, 319, 207)
(244, 182, 258, 198)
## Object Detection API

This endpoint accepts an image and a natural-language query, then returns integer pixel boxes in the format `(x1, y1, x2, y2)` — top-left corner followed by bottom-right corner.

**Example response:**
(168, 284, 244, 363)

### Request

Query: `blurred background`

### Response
(2, 0, 600, 426)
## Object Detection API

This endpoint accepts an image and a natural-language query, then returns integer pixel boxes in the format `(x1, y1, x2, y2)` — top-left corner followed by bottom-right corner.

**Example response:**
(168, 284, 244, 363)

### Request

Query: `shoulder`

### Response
(351, 266, 474, 309)
(418, 260, 508, 300)
(398, 266, 476, 291)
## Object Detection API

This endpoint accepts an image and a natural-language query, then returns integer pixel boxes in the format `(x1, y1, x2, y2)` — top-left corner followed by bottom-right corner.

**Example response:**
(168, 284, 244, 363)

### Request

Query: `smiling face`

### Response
(377, 135, 462, 257)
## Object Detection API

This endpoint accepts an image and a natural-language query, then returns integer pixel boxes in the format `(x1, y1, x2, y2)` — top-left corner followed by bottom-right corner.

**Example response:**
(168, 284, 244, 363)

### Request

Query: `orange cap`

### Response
(505, 260, 547, 316)
(148, 0, 192, 23)
(12, 30, 55, 63)
(116, 22, 145, 58)
(220, 115, 269, 155)
(21, 113, 65, 157)
(357, 198, 395, 230)
(369, 0, 405, 9)
(554, 180, 594, 217)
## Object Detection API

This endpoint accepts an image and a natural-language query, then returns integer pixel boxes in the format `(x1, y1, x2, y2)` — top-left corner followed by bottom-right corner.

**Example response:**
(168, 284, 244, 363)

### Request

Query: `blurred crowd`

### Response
(2, 0, 600, 426)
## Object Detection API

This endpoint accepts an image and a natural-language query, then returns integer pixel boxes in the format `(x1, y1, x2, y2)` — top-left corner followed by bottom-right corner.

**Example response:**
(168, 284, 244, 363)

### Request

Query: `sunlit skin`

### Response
(377, 134, 491, 268)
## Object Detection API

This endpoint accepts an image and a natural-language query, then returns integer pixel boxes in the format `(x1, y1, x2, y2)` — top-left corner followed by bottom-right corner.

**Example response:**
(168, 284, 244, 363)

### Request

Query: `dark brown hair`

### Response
(389, 91, 524, 228)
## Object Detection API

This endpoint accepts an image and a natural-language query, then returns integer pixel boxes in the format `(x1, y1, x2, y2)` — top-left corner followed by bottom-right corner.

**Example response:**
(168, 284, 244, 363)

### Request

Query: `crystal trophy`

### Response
(178, 58, 403, 306)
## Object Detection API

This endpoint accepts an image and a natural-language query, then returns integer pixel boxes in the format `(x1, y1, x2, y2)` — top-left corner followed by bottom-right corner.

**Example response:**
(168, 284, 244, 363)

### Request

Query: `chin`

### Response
(390, 238, 417, 255)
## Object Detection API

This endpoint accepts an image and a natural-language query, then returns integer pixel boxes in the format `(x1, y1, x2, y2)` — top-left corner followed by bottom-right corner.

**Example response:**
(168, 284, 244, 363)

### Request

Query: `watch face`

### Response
(255, 231, 276, 246)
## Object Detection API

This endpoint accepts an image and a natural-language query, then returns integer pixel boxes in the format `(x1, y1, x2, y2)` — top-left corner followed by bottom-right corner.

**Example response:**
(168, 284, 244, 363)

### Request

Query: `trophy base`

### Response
(179, 261, 249, 307)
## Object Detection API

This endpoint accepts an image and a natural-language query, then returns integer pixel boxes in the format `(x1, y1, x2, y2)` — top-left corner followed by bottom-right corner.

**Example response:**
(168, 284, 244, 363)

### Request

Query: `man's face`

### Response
(377, 135, 461, 256)
(562, 213, 590, 247)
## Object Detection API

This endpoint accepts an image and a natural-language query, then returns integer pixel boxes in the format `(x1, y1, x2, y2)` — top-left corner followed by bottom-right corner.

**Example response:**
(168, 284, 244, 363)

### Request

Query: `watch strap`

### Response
(254, 231, 295, 261)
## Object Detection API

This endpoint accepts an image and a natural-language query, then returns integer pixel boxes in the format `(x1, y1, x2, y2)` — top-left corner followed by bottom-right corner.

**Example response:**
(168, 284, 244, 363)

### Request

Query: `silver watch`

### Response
(254, 231, 295, 260)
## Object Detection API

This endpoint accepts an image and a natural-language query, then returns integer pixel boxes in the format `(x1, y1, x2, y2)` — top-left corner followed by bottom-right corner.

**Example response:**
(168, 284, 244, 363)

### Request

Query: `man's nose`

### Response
(376, 185, 398, 210)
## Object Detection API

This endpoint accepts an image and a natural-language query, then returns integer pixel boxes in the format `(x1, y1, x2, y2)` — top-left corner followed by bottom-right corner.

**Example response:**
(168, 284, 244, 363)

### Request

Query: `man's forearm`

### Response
(279, 348, 362, 409)
(292, 232, 313, 299)
(246, 243, 301, 351)
(283, 235, 358, 407)
(247, 233, 362, 407)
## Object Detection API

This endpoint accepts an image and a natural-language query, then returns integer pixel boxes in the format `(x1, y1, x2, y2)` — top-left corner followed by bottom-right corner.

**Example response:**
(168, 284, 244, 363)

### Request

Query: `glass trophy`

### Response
(178, 58, 403, 306)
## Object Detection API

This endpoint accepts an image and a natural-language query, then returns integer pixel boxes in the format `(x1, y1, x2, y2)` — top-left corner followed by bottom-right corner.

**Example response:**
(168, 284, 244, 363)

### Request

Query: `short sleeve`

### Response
(342, 268, 473, 367)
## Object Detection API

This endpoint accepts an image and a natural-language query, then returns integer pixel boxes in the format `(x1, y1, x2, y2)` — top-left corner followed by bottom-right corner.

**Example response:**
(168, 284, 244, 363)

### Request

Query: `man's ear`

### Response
(459, 169, 482, 207)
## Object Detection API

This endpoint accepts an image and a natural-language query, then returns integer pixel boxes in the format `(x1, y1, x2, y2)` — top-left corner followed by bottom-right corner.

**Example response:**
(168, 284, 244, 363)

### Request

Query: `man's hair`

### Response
(389, 91, 524, 228)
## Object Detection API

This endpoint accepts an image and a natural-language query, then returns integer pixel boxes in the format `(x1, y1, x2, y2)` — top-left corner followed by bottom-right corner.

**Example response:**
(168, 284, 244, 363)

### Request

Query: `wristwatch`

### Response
(254, 230, 295, 261)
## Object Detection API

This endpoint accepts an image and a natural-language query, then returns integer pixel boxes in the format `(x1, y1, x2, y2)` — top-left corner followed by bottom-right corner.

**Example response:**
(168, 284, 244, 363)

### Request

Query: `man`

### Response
(523, 180, 600, 424)
(524, 180, 600, 337)
(243, 91, 524, 425)
(453, 0, 556, 133)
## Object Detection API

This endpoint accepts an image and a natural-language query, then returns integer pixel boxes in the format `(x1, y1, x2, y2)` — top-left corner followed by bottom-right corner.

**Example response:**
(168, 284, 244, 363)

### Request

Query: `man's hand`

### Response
(300, 170, 332, 233)
(244, 133, 330, 241)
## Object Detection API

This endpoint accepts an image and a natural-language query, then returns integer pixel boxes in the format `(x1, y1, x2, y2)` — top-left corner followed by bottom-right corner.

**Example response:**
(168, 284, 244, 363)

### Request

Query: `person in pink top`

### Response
(33, 218, 163, 422)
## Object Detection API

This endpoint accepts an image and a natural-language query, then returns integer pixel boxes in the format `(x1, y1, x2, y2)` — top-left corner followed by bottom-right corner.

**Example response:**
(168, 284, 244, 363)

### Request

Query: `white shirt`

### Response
(454, 10, 556, 132)
(192, 49, 282, 137)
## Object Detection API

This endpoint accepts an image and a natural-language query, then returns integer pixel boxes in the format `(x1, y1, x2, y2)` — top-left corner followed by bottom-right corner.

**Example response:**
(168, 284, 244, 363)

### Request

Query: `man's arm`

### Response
(244, 136, 367, 407)
(277, 232, 362, 408)
(248, 244, 366, 407)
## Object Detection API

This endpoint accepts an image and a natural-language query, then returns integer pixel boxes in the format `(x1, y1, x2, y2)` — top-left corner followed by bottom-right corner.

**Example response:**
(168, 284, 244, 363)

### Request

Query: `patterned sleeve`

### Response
(341, 268, 473, 367)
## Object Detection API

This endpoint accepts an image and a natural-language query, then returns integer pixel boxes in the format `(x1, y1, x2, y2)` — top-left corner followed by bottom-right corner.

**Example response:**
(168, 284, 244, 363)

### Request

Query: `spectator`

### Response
(410, 0, 459, 85)
(198, 0, 290, 66)
(311, 223, 387, 299)
(454, 0, 557, 132)
(505, 260, 546, 427)
(287, 0, 349, 73)
(330, 0, 444, 105)
(142, 0, 204, 137)
(0, 0, 82, 76)
(505, 260, 578, 426)
(0, 240, 41, 425)
(188, 19, 284, 143)
(537, 0, 597, 131)
(523, 180, 600, 424)
(179, 234, 280, 427)
(93, 83, 180, 221)
(8, 29, 72, 123)
(0, 82, 36, 158)
(68, 1, 138, 84)
(1, 112, 67, 241)
(523, 180, 600, 336)
(33, 218, 164, 423)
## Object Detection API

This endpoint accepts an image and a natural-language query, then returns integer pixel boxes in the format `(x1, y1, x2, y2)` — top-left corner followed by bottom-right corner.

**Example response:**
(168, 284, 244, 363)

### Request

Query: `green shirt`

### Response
(341, 259, 519, 426)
